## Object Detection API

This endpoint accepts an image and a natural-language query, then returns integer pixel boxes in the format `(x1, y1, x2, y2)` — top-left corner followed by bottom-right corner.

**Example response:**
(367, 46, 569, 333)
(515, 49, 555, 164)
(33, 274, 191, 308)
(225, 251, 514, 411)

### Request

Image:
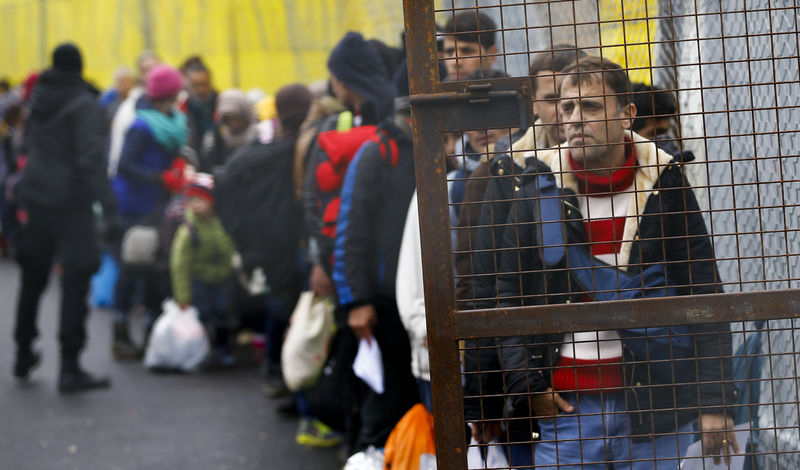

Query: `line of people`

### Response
(0, 8, 738, 469)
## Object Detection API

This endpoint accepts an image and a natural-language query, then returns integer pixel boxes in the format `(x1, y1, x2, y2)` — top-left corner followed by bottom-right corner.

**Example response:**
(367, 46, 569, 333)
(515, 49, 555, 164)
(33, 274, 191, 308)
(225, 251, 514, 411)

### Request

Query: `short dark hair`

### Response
(467, 69, 509, 80)
(4, 104, 23, 125)
(0, 78, 10, 92)
(630, 83, 677, 131)
(529, 45, 588, 94)
(560, 55, 632, 108)
(443, 10, 497, 49)
(181, 55, 209, 74)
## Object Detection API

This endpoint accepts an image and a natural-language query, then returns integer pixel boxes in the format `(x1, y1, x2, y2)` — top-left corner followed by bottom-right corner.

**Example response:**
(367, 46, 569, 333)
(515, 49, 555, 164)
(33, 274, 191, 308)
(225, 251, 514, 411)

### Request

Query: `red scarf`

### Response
(568, 140, 637, 195)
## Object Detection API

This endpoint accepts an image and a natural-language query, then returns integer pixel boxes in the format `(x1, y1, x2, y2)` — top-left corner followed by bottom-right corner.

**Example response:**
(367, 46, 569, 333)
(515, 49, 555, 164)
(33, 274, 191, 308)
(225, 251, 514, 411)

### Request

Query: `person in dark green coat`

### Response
(170, 173, 236, 364)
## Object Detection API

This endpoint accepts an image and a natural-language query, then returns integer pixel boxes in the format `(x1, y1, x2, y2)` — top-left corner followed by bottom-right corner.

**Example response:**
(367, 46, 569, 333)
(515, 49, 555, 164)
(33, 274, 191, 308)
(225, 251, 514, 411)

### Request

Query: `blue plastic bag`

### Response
(90, 252, 118, 308)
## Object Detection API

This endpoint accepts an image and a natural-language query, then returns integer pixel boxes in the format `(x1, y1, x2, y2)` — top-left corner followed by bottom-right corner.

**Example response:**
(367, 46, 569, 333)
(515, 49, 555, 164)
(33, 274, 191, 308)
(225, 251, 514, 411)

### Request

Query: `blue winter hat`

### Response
(327, 32, 395, 122)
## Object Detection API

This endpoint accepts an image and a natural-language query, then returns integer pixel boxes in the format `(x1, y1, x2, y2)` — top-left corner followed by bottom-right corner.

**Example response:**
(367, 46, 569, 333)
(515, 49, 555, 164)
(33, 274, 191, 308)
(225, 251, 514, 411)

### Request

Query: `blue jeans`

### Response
(534, 392, 693, 469)
(191, 279, 229, 328)
(417, 379, 433, 414)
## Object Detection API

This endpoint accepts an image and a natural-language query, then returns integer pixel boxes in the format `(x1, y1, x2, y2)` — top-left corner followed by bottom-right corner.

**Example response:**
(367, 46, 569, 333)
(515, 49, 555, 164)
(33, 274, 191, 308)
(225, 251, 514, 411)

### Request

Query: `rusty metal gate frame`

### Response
(402, 1, 800, 467)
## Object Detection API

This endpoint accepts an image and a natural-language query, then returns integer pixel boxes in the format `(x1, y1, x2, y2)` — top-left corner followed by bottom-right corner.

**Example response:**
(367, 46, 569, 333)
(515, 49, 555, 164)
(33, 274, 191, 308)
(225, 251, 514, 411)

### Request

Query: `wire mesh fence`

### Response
(406, 1, 800, 468)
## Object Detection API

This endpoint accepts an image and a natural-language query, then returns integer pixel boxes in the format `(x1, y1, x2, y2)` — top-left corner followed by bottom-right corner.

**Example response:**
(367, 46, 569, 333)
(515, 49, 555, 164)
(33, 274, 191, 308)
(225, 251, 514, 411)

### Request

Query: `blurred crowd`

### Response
(0, 9, 687, 468)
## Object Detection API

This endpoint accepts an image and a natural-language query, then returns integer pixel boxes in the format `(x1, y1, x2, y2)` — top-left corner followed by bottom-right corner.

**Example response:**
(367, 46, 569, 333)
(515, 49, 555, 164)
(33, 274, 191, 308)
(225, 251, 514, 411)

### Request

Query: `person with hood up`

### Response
(331, 59, 419, 454)
(12, 43, 120, 393)
(303, 31, 396, 303)
(199, 88, 257, 172)
(111, 64, 189, 360)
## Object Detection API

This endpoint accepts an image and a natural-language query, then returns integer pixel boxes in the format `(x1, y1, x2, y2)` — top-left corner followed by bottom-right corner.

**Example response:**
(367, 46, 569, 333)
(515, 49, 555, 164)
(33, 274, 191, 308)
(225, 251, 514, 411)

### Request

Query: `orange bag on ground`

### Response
(383, 403, 436, 470)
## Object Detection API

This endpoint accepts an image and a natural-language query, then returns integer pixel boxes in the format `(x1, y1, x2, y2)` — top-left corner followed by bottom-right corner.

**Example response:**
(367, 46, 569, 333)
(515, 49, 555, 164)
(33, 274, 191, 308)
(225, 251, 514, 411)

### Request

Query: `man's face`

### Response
(189, 196, 213, 218)
(116, 75, 135, 98)
(329, 74, 353, 107)
(222, 113, 248, 135)
(464, 127, 514, 154)
(560, 77, 633, 168)
(533, 71, 566, 143)
(441, 37, 497, 81)
(443, 132, 459, 156)
(635, 116, 673, 140)
(138, 56, 160, 80)
(187, 70, 213, 103)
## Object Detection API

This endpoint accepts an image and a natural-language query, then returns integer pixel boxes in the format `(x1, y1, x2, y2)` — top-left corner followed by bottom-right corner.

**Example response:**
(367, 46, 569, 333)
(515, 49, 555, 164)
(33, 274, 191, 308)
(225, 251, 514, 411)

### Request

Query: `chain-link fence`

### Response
(407, 1, 800, 468)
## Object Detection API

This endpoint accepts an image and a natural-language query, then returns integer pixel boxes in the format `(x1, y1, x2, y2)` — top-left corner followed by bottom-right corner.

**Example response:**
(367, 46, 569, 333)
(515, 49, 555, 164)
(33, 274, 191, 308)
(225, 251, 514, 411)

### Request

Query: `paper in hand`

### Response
(352, 337, 384, 394)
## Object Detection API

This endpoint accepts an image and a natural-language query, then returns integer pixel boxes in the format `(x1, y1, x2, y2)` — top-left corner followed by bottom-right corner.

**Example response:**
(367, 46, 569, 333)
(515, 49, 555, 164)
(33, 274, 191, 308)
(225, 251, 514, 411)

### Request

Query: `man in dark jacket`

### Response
(331, 87, 418, 452)
(183, 60, 218, 155)
(303, 32, 396, 301)
(13, 43, 118, 393)
(496, 56, 737, 467)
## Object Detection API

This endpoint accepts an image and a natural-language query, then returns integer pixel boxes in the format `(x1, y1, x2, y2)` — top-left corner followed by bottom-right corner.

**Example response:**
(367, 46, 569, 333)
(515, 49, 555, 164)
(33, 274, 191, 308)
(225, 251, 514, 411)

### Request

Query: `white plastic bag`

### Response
(467, 436, 509, 469)
(144, 299, 209, 372)
(281, 291, 335, 391)
(343, 446, 384, 470)
(419, 453, 437, 470)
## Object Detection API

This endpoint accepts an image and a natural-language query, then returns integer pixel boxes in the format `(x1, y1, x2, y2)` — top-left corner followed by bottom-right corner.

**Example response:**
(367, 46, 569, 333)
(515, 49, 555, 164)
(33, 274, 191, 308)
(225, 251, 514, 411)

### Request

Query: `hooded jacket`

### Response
(18, 68, 116, 213)
(493, 131, 735, 438)
(327, 32, 395, 126)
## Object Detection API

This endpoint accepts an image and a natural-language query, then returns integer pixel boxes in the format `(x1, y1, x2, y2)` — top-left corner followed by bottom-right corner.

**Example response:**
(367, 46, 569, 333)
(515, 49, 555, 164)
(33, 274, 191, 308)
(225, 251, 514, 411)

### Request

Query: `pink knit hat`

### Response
(146, 64, 183, 100)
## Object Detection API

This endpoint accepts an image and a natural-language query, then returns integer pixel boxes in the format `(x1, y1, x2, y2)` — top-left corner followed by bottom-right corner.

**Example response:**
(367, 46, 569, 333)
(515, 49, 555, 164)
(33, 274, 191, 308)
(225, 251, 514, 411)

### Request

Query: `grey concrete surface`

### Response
(0, 259, 341, 470)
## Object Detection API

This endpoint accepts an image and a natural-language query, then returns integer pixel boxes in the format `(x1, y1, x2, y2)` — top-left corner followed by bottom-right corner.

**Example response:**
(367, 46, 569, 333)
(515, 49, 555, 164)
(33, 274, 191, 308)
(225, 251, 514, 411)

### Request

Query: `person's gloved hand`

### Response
(161, 168, 185, 192)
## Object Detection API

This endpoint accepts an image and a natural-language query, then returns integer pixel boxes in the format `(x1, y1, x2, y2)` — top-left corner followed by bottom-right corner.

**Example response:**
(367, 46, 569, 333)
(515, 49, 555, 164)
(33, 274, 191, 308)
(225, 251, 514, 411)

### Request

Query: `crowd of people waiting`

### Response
(0, 8, 736, 470)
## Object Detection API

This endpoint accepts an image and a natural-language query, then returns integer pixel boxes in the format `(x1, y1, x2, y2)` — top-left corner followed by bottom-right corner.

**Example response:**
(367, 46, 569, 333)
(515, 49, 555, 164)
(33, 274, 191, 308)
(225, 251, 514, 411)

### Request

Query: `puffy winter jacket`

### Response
(169, 209, 235, 305)
(332, 117, 415, 311)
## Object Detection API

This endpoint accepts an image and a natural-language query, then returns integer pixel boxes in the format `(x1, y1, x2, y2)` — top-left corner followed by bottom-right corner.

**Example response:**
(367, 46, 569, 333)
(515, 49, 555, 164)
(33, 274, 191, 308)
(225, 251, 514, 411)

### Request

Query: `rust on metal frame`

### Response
(403, 0, 800, 468)
(404, 1, 470, 467)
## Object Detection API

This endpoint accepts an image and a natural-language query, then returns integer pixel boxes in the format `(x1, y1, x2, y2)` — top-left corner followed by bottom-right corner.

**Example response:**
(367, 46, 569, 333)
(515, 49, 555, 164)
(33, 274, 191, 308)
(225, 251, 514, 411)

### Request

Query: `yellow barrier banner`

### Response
(599, 0, 659, 85)
(0, 0, 404, 94)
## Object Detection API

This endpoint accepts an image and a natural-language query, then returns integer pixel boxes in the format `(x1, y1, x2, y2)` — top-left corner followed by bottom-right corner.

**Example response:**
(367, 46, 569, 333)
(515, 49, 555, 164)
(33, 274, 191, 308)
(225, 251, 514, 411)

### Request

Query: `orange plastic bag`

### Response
(383, 403, 436, 470)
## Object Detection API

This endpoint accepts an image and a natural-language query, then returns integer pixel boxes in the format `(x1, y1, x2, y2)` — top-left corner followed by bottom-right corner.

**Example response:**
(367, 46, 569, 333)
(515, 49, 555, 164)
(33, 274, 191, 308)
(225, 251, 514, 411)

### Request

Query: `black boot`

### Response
(13, 346, 41, 380)
(112, 321, 143, 361)
(58, 356, 111, 394)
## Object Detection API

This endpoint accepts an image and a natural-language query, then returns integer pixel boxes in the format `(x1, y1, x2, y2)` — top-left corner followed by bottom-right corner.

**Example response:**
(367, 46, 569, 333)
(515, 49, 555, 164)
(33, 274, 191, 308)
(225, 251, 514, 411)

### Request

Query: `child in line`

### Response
(170, 173, 236, 365)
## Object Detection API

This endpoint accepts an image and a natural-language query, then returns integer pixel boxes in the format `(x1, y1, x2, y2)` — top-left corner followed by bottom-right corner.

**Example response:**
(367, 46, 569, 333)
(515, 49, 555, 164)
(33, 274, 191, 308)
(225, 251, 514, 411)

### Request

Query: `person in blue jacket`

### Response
(111, 64, 189, 360)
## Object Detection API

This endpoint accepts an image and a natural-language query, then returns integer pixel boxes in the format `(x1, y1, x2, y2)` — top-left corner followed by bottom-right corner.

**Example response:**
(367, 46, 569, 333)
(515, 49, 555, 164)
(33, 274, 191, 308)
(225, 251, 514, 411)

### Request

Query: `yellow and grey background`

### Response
(0, 0, 405, 92)
(1, 0, 659, 91)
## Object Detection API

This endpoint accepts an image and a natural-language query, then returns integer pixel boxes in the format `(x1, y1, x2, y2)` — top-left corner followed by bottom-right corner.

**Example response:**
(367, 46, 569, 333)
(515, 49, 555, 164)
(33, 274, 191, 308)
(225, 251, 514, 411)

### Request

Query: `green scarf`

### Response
(137, 108, 188, 153)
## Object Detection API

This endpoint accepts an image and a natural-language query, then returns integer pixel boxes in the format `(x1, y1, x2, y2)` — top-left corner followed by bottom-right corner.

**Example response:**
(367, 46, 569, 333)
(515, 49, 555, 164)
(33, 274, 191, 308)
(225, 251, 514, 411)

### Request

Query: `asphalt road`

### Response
(0, 258, 341, 470)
